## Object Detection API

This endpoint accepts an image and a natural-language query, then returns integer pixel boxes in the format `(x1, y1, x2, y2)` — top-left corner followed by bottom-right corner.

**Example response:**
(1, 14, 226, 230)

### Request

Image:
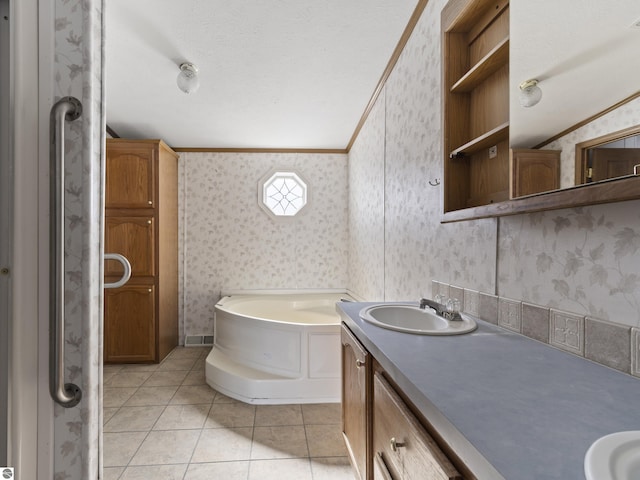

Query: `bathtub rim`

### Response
(215, 291, 356, 326)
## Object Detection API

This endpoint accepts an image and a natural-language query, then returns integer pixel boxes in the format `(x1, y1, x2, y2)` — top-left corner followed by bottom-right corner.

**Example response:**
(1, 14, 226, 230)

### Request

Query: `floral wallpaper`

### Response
(348, 0, 497, 304)
(179, 152, 349, 340)
(498, 203, 640, 326)
(54, 0, 104, 479)
(348, 90, 386, 301)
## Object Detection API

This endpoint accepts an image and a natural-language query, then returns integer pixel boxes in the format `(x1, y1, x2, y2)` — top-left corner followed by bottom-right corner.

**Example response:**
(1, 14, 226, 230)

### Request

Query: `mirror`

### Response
(575, 126, 640, 184)
(509, 0, 640, 188)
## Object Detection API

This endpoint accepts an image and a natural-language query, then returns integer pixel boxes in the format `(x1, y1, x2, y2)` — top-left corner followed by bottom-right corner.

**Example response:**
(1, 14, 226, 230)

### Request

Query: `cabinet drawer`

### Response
(373, 372, 461, 480)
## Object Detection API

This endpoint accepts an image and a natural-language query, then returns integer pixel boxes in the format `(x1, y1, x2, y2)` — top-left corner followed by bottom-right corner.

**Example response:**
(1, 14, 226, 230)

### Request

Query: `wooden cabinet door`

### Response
(105, 216, 155, 277)
(106, 145, 155, 208)
(342, 325, 370, 480)
(373, 372, 461, 480)
(509, 149, 560, 198)
(591, 148, 640, 182)
(104, 285, 156, 363)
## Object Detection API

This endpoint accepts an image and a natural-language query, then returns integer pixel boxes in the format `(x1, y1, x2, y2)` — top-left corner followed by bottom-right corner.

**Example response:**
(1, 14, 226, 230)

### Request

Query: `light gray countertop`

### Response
(338, 301, 640, 480)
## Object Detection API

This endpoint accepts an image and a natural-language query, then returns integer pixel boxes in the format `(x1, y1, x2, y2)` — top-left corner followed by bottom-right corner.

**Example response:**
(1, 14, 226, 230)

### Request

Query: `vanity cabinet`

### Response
(341, 324, 371, 480)
(373, 372, 461, 480)
(341, 324, 463, 480)
(104, 139, 178, 364)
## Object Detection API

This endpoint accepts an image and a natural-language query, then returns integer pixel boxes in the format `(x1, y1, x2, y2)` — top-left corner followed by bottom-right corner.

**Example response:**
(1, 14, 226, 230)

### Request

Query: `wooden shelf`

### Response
(441, 175, 640, 222)
(449, 122, 509, 158)
(451, 37, 509, 93)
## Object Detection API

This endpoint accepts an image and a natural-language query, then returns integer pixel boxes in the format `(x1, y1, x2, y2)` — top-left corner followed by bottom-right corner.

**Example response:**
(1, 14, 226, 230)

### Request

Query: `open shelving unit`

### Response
(442, 0, 510, 213)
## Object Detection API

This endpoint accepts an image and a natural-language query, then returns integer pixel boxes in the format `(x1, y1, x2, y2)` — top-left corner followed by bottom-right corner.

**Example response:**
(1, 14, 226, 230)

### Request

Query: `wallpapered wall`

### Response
(178, 152, 349, 341)
(348, 0, 640, 327)
(348, 0, 497, 304)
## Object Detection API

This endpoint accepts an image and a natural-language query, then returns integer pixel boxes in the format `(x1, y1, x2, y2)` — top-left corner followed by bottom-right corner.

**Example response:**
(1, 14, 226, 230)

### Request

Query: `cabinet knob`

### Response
(148, 288, 152, 293)
(147, 220, 152, 224)
(148, 200, 153, 205)
(390, 437, 405, 452)
(355, 359, 365, 368)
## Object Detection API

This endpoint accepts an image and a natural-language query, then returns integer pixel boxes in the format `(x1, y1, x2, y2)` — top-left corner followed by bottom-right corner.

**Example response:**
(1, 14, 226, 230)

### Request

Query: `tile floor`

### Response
(103, 346, 354, 480)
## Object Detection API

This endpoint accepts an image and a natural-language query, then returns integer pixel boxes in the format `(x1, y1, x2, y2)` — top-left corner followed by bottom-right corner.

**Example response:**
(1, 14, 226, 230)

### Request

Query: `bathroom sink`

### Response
(585, 431, 640, 480)
(359, 304, 477, 335)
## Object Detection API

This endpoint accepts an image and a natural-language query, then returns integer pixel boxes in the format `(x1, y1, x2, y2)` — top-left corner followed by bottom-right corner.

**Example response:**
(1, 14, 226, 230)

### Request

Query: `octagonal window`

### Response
(259, 170, 308, 217)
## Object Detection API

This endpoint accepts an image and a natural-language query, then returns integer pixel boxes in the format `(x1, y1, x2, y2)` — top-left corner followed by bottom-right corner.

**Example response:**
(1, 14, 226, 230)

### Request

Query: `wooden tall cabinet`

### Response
(104, 139, 179, 363)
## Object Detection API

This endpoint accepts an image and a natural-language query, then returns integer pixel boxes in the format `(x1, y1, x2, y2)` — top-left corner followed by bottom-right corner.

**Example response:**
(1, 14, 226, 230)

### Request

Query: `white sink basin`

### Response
(585, 431, 640, 480)
(359, 304, 477, 335)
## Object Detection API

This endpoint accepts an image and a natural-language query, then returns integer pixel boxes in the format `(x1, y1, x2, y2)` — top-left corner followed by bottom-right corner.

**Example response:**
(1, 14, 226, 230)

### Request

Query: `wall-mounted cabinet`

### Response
(442, 0, 510, 213)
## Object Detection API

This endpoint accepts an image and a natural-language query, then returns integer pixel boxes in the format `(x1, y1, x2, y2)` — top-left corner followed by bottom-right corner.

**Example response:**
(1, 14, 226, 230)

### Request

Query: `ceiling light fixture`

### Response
(519, 79, 542, 108)
(177, 62, 200, 94)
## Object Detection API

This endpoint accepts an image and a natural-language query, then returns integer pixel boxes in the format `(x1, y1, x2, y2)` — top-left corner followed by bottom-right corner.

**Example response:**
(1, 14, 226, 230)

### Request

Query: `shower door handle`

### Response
(104, 253, 132, 289)
(49, 97, 83, 408)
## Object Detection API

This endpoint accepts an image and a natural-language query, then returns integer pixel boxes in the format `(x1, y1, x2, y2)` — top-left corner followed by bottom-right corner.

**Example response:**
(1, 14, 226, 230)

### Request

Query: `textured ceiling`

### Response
(105, 0, 419, 149)
(107, 1, 640, 150)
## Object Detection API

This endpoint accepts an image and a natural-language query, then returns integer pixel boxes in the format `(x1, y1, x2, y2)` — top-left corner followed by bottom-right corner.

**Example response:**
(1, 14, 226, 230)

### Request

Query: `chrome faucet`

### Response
(419, 297, 462, 321)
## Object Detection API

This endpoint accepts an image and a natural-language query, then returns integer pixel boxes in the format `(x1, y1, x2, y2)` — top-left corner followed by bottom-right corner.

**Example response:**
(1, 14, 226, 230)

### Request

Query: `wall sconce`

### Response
(519, 79, 542, 108)
(177, 62, 200, 94)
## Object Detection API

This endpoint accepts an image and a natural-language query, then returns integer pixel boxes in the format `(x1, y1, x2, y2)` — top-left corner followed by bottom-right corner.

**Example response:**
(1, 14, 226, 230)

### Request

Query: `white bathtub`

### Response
(205, 292, 352, 404)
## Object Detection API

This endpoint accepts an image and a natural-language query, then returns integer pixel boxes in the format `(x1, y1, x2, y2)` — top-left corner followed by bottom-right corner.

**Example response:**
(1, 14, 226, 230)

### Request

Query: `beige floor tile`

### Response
(103, 432, 147, 467)
(103, 407, 119, 425)
(170, 385, 216, 405)
(168, 347, 205, 359)
(302, 403, 341, 425)
(248, 458, 312, 480)
(104, 365, 124, 376)
(105, 371, 153, 388)
(130, 429, 201, 466)
(143, 370, 189, 387)
(305, 424, 348, 457)
(251, 425, 309, 459)
(120, 363, 160, 373)
(191, 427, 253, 463)
(205, 402, 256, 428)
(104, 387, 138, 408)
(103, 466, 124, 480)
(181, 370, 206, 386)
(212, 391, 242, 404)
(153, 404, 211, 430)
(190, 359, 206, 372)
(255, 404, 303, 426)
(104, 406, 165, 432)
(158, 357, 198, 372)
(310, 457, 354, 480)
(184, 461, 249, 480)
(199, 347, 212, 358)
(123, 386, 178, 406)
(103, 369, 120, 384)
(119, 464, 187, 480)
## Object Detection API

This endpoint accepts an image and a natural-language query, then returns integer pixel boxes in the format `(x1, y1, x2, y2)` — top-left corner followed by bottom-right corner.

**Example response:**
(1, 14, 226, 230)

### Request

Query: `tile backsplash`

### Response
(434, 281, 635, 377)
